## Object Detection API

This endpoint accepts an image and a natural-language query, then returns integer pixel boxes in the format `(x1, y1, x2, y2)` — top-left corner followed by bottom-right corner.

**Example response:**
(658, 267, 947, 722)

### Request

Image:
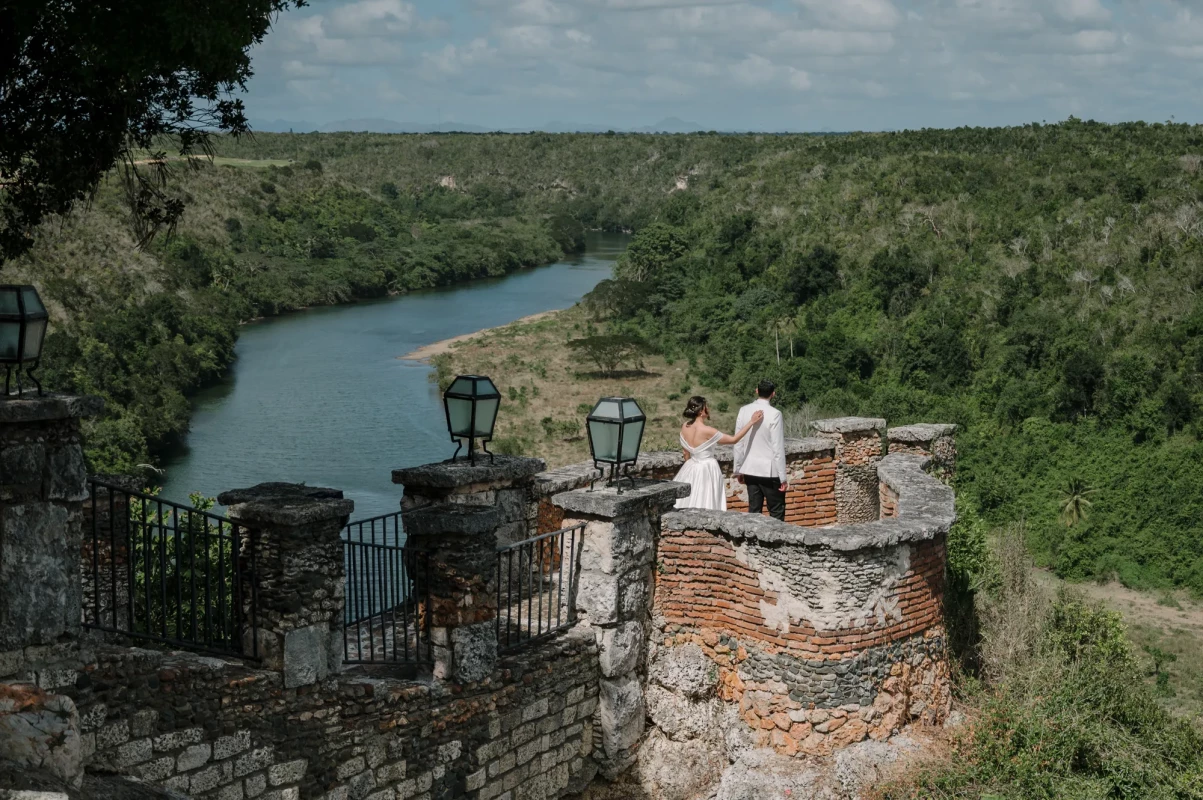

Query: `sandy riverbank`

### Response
(399, 309, 562, 361)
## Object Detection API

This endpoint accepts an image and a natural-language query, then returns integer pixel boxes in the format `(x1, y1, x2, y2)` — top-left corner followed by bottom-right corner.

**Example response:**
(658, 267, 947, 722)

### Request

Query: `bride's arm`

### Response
(717, 412, 763, 445)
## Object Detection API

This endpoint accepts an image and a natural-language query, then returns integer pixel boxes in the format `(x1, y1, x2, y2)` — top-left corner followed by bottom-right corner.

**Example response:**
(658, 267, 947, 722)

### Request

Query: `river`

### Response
(159, 232, 628, 521)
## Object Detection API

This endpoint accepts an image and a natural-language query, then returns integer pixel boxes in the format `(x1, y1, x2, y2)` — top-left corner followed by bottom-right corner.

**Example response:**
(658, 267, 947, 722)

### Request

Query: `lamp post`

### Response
(585, 396, 646, 493)
(0, 285, 48, 397)
(443, 375, 501, 464)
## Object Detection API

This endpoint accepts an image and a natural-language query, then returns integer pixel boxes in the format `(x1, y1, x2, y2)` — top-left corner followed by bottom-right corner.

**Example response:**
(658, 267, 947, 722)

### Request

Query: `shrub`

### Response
(567, 334, 653, 376)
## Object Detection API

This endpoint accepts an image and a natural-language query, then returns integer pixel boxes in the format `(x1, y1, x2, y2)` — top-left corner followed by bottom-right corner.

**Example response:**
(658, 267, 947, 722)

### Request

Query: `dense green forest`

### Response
(15, 120, 1203, 597)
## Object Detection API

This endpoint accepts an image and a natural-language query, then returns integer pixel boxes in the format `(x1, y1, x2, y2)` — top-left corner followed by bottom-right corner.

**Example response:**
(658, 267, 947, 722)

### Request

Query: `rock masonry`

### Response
(1, 397, 957, 800)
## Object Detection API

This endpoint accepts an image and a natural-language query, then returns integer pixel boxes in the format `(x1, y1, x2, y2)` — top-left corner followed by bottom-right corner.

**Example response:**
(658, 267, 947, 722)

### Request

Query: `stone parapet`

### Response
(887, 423, 957, 483)
(403, 506, 503, 683)
(553, 481, 687, 779)
(0, 393, 101, 656)
(218, 483, 352, 689)
(33, 632, 599, 800)
(813, 417, 887, 524)
(395, 455, 545, 547)
(0, 392, 104, 425)
(647, 452, 953, 767)
(533, 437, 838, 537)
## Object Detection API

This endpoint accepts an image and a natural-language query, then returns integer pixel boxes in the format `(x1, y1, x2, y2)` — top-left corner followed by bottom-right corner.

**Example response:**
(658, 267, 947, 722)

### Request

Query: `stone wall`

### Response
(886, 424, 957, 484)
(0, 632, 599, 800)
(643, 453, 954, 766)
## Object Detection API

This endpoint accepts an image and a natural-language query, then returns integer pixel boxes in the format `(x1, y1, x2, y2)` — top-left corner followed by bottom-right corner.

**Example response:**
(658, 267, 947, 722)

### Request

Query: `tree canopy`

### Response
(0, 0, 303, 263)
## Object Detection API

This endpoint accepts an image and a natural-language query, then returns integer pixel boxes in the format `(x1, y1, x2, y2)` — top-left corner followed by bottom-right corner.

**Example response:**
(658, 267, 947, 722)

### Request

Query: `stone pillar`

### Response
(218, 483, 353, 688)
(402, 505, 501, 683)
(552, 480, 688, 778)
(887, 423, 957, 484)
(813, 417, 886, 524)
(0, 393, 101, 790)
(0, 393, 102, 655)
(393, 455, 545, 546)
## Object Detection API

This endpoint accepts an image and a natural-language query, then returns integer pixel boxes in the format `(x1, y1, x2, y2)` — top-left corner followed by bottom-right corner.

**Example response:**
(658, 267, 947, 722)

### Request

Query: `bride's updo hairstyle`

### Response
(682, 395, 708, 424)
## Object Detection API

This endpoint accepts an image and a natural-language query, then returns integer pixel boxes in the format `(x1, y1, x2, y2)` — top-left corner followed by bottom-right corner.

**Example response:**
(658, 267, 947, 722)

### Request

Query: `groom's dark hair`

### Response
(757, 380, 775, 398)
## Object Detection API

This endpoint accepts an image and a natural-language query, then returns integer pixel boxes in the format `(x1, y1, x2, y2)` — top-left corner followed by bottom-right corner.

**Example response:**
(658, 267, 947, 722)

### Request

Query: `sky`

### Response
(242, 0, 1203, 132)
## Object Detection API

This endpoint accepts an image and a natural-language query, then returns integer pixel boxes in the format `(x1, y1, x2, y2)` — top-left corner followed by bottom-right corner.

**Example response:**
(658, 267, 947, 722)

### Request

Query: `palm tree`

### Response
(1059, 478, 1097, 527)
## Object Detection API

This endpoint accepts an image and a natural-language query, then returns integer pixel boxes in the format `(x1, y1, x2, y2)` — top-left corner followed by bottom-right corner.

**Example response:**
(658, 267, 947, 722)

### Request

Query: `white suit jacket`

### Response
(733, 398, 786, 480)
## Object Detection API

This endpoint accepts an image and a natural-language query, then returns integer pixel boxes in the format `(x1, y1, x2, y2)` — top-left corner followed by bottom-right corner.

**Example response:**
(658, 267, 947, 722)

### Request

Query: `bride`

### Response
(673, 396, 763, 511)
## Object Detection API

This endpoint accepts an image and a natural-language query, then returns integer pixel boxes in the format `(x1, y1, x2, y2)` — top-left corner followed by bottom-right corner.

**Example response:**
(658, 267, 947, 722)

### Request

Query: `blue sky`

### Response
(242, 0, 1203, 131)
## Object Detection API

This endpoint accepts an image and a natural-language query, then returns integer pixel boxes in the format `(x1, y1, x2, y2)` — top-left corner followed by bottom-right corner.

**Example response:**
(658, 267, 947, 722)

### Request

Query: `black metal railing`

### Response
(342, 511, 431, 666)
(496, 523, 584, 653)
(82, 478, 258, 658)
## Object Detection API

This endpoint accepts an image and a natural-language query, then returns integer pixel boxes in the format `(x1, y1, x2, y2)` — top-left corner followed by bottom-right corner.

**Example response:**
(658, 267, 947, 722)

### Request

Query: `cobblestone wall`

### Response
(3, 632, 599, 800)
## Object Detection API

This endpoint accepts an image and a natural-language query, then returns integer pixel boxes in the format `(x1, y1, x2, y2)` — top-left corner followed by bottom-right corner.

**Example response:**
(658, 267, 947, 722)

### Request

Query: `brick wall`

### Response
(879, 482, 899, 518)
(725, 454, 836, 526)
(656, 528, 944, 661)
(652, 525, 949, 757)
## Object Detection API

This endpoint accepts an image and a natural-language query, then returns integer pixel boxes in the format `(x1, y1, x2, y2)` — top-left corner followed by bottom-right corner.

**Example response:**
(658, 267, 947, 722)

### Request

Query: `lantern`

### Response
(443, 375, 501, 463)
(0, 285, 48, 397)
(585, 397, 646, 492)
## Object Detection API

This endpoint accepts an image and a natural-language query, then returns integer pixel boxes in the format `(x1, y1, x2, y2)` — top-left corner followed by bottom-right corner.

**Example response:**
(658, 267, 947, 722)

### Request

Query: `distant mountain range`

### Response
(247, 116, 813, 135)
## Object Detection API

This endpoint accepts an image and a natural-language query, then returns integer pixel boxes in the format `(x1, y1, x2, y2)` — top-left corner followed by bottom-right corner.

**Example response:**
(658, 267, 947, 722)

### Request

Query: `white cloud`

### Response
(243, 0, 1203, 131)
(770, 29, 895, 56)
(421, 38, 497, 76)
(795, 0, 902, 31)
(732, 54, 776, 85)
(326, 0, 425, 37)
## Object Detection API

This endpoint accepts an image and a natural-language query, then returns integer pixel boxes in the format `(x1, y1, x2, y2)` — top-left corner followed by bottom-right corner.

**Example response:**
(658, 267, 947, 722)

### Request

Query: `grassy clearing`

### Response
(1032, 572, 1203, 720)
(128, 153, 292, 168)
(434, 305, 745, 467)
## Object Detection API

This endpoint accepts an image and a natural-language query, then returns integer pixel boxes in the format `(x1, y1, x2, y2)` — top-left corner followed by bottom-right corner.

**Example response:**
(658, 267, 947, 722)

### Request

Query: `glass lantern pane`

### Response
(0, 290, 17, 316)
(22, 319, 46, 360)
(19, 288, 45, 316)
(0, 321, 18, 361)
(620, 419, 645, 463)
(591, 398, 621, 422)
(621, 398, 643, 421)
(477, 377, 499, 398)
(474, 397, 499, 436)
(447, 396, 474, 437)
(448, 376, 474, 396)
(588, 419, 620, 463)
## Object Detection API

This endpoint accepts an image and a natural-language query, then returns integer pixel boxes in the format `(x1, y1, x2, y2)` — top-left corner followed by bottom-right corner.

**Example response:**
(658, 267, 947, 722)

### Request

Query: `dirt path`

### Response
(1032, 568, 1203, 635)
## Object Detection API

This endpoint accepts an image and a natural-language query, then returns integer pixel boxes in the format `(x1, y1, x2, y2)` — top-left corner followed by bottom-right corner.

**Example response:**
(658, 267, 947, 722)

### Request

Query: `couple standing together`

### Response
(672, 380, 788, 520)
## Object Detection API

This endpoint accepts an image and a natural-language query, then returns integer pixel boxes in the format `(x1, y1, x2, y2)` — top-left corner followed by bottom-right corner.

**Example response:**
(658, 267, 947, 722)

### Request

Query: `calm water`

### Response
(160, 232, 628, 521)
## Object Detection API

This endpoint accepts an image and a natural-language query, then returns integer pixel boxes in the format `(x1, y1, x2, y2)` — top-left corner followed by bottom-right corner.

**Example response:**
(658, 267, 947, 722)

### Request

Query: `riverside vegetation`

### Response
(13, 122, 1203, 795)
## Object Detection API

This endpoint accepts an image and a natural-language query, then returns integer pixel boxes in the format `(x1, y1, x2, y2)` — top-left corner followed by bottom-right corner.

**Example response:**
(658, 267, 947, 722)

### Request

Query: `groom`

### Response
(733, 380, 788, 521)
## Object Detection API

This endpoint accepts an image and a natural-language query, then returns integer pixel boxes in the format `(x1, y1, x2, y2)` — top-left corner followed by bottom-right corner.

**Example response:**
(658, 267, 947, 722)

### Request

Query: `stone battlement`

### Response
(0, 399, 956, 800)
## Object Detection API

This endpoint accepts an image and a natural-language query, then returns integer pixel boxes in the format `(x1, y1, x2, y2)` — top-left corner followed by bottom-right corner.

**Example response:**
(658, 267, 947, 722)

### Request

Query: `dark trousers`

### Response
(745, 475, 786, 521)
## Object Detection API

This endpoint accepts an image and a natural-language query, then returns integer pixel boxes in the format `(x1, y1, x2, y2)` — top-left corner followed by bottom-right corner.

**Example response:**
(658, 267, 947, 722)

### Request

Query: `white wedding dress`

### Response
(673, 431, 726, 511)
